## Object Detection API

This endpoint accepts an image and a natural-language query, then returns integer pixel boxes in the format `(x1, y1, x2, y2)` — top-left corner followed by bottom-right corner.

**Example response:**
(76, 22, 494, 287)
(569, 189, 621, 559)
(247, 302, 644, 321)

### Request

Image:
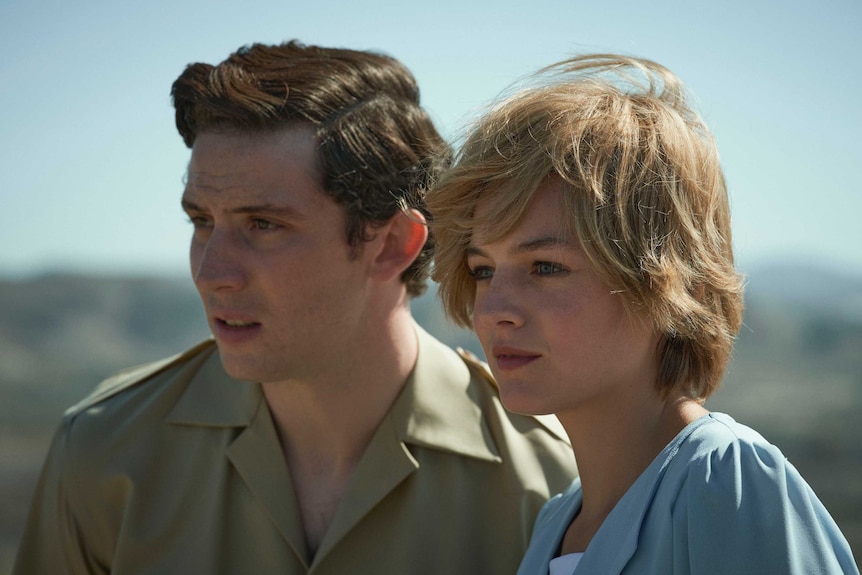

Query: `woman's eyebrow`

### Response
(510, 237, 573, 254)
(466, 237, 575, 258)
(465, 245, 488, 258)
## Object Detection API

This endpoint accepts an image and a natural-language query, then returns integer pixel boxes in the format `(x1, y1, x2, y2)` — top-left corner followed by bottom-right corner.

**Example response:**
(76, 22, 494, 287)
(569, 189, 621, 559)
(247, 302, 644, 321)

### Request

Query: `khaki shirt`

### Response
(14, 325, 576, 574)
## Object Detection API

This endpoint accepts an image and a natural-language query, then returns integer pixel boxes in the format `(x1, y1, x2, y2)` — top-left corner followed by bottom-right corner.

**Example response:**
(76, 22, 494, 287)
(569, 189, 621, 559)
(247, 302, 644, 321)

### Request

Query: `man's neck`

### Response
(260, 303, 419, 556)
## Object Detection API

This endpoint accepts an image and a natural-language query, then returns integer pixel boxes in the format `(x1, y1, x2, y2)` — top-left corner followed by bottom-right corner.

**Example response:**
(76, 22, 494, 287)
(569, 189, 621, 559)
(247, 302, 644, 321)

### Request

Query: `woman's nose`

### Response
(474, 276, 526, 330)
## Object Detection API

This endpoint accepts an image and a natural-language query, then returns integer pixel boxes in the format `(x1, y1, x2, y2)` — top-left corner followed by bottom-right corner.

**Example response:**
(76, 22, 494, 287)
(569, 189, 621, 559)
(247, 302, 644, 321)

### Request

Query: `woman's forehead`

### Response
(470, 177, 575, 248)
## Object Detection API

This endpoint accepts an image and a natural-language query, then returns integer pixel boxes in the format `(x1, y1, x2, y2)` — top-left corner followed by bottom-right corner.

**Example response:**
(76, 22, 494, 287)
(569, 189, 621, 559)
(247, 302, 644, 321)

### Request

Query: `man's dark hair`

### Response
(171, 40, 451, 296)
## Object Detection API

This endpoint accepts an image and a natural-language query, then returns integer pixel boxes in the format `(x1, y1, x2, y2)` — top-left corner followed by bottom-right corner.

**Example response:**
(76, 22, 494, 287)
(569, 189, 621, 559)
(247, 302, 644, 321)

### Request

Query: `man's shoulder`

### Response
(42, 339, 223, 483)
(455, 346, 570, 445)
(408, 329, 577, 491)
(453, 345, 577, 491)
(65, 338, 218, 418)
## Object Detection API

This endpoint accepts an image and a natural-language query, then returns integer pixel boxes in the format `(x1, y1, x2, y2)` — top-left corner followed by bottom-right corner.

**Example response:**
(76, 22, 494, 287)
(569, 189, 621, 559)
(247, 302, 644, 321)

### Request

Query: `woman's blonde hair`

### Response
(427, 54, 744, 400)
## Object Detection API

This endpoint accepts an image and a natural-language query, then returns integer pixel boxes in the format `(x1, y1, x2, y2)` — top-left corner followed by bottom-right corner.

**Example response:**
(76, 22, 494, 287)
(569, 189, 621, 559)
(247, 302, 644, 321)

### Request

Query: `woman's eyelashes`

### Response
(468, 265, 494, 281)
(533, 261, 568, 276)
(467, 260, 570, 282)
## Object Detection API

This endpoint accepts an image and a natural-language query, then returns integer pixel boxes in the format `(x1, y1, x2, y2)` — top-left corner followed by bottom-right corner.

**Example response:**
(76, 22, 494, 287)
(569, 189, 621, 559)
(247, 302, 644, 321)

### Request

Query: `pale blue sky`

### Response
(1, 0, 860, 278)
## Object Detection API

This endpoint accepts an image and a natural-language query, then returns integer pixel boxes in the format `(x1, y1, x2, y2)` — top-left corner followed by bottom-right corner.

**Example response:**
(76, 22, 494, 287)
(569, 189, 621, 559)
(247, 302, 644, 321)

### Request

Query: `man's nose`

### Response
(191, 227, 247, 292)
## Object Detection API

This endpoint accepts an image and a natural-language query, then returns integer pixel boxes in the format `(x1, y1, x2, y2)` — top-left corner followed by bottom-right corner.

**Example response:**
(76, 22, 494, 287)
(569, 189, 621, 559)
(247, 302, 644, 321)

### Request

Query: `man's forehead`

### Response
(183, 127, 325, 200)
(188, 126, 320, 171)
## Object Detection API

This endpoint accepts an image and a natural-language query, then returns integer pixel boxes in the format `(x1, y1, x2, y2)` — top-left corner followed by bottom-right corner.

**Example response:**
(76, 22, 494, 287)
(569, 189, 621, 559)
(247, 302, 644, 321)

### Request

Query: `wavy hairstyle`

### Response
(428, 54, 744, 399)
(171, 40, 451, 296)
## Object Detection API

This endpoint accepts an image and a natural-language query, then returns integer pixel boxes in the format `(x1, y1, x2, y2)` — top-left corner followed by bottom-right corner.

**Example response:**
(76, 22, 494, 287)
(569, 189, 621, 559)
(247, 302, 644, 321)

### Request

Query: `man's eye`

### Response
(187, 216, 211, 229)
(252, 219, 279, 231)
(469, 266, 494, 281)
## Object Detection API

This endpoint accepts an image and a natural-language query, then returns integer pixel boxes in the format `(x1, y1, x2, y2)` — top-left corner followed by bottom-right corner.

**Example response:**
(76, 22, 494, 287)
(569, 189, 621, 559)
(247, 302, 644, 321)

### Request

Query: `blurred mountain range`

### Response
(1, 264, 860, 571)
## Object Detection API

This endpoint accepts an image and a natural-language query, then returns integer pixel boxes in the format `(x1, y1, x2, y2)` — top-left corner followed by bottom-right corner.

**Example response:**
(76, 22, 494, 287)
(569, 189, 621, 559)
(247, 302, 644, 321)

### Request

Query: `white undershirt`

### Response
(549, 552, 584, 574)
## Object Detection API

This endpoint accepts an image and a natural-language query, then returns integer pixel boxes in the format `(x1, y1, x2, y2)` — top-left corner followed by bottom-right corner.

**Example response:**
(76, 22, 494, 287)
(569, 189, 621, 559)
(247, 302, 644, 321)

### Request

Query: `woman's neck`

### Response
(557, 392, 708, 554)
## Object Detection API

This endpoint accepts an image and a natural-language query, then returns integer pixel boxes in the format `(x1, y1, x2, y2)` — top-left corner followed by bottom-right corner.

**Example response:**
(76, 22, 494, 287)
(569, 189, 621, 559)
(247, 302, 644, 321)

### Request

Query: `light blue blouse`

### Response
(517, 413, 859, 574)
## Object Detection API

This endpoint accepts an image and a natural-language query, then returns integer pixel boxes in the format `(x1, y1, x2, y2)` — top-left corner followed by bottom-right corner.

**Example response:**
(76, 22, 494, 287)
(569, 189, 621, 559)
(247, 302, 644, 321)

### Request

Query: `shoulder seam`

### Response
(456, 347, 570, 445)
(66, 339, 216, 415)
(456, 347, 497, 388)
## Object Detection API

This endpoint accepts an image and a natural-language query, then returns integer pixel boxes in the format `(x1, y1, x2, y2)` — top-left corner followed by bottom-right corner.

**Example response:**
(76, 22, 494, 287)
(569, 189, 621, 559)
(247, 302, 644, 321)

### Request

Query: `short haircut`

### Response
(428, 54, 744, 399)
(171, 40, 451, 296)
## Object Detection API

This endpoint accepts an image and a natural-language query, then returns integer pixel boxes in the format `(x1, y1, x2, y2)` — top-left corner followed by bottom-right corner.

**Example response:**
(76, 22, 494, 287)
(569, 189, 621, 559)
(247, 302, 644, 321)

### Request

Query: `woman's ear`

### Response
(369, 209, 428, 282)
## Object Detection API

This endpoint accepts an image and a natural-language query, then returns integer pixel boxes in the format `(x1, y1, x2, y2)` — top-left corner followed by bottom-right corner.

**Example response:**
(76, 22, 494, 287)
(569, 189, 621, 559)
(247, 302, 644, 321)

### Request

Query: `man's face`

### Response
(181, 127, 374, 384)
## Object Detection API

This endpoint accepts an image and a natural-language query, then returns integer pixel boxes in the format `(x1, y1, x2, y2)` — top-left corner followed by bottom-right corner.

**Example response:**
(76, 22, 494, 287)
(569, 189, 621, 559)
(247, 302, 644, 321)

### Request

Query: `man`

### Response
(14, 41, 575, 574)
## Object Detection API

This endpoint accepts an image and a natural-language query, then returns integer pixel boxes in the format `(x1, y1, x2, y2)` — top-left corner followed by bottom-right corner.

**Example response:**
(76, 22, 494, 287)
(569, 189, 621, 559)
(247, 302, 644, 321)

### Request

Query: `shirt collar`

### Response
(166, 324, 507, 465)
(388, 323, 503, 463)
(166, 341, 262, 427)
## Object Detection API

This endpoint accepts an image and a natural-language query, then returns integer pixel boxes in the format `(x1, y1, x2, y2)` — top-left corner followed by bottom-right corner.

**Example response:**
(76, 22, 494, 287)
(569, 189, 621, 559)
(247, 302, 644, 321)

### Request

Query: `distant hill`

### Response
(1, 264, 860, 570)
(744, 262, 862, 315)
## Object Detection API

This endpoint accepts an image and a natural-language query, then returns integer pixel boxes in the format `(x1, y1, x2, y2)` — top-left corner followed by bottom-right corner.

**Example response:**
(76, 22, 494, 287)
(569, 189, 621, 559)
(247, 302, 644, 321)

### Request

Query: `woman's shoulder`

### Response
(677, 412, 785, 475)
(680, 411, 772, 449)
(670, 412, 805, 511)
(661, 412, 859, 573)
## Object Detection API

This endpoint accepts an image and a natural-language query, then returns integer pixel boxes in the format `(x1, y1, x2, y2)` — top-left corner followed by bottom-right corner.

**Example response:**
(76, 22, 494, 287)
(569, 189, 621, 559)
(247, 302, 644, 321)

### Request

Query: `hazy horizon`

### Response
(2, 0, 860, 278)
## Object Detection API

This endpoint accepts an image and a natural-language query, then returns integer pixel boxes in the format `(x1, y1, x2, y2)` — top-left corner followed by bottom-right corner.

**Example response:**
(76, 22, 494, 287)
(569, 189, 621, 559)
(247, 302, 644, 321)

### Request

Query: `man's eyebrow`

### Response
(180, 199, 304, 219)
(466, 236, 575, 258)
(230, 204, 305, 218)
(180, 198, 202, 213)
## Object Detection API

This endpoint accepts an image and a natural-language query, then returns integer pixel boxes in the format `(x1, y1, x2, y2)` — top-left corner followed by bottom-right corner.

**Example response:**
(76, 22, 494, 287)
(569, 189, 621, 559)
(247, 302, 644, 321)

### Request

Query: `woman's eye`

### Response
(469, 266, 494, 281)
(535, 262, 564, 275)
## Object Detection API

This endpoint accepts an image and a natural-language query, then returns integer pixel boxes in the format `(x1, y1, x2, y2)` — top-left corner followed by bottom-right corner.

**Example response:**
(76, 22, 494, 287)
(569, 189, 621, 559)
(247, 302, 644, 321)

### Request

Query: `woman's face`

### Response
(466, 177, 659, 418)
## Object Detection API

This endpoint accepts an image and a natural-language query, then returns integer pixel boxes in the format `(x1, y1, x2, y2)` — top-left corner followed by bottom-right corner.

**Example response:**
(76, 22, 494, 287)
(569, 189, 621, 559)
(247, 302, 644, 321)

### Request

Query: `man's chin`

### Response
(215, 349, 263, 382)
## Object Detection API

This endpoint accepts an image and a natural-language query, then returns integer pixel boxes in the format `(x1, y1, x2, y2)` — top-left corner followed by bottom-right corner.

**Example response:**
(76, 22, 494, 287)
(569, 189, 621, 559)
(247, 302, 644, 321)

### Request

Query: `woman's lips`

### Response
(492, 346, 541, 371)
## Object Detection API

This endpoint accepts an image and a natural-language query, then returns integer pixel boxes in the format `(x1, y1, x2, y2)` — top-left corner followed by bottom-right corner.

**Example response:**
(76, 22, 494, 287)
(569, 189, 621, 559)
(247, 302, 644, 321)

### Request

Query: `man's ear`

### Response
(369, 209, 428, 282)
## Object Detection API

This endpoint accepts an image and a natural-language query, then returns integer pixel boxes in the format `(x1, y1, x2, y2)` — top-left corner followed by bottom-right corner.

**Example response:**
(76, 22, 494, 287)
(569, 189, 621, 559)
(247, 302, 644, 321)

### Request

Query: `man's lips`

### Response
(210, 314, 262, 344)
(217, 318, 260, 328)
(207, 307, 259, 327)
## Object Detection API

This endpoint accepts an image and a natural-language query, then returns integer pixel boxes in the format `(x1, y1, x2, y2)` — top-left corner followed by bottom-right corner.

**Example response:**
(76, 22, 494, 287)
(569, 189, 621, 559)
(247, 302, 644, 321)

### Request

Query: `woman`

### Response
(427, 54, 858, 574)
